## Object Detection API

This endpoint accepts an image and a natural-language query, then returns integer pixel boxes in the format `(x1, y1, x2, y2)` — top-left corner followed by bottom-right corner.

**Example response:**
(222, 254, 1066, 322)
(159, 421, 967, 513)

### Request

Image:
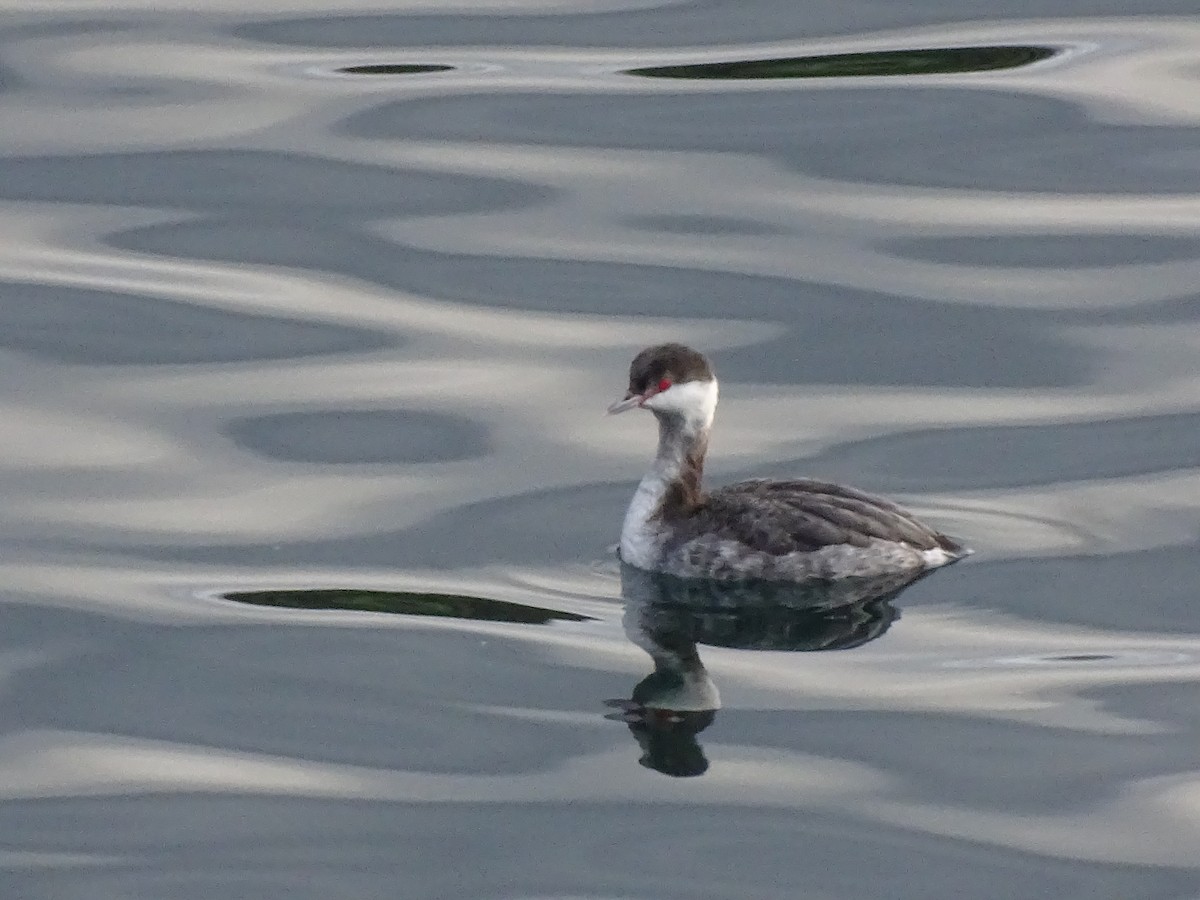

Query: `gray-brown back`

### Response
(662, 477, 963, 556)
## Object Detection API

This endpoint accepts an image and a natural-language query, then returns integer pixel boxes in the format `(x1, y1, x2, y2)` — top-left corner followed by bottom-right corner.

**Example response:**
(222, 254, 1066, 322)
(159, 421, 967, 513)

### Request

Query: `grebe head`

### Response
(608, 343, 719, 429)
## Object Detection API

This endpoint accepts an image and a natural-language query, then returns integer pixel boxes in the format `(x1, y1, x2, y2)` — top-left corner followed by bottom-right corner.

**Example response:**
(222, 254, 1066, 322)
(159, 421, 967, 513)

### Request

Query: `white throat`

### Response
(619, 377, 718, 569)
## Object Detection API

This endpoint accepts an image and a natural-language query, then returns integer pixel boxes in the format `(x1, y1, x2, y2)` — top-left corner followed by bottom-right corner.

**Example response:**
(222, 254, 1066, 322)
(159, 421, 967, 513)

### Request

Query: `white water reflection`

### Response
(2, 729, 1198, 866)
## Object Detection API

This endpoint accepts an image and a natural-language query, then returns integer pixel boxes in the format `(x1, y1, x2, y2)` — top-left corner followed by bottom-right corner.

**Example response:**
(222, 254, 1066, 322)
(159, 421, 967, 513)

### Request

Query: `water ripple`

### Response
(2, 3, 1200, 893)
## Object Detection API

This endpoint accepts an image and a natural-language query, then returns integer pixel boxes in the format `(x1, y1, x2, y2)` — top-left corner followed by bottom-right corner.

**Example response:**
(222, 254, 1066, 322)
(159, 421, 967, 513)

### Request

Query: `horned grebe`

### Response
(608, 343, 969, 581)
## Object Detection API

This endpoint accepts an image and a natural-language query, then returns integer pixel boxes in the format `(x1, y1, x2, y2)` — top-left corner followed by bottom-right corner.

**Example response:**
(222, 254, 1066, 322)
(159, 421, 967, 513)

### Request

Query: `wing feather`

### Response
(671, 478, 950, 554)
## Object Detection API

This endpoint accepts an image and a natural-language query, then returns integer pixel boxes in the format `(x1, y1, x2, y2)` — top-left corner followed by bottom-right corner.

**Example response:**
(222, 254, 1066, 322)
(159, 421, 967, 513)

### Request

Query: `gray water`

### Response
(2, 1, 1200, 898)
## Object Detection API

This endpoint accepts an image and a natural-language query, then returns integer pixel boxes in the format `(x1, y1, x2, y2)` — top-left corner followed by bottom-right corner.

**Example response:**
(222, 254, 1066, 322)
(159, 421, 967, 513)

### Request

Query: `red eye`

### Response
(657, 378, 672, 392)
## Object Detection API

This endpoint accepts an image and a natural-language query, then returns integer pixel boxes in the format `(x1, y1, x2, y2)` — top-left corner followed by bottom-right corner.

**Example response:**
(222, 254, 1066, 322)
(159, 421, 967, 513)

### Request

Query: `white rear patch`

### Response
(920, 546, 957, 569)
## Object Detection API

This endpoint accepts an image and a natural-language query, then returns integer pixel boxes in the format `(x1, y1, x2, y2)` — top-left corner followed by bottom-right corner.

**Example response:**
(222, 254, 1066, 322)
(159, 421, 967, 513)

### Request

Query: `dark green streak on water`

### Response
(225, 589, 593, 624)
(338, 64, 455, 75)
(627, 45, 1056, 80)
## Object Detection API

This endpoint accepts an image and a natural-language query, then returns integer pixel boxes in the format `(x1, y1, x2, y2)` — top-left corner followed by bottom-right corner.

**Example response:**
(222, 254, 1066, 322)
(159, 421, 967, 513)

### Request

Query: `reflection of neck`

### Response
(631, 656, 721, 713)
(651, 412, 709, 518)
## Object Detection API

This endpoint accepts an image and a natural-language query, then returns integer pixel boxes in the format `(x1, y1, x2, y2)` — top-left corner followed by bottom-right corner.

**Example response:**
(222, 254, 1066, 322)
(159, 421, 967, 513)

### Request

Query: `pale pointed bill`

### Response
(607, 391, 647, 414)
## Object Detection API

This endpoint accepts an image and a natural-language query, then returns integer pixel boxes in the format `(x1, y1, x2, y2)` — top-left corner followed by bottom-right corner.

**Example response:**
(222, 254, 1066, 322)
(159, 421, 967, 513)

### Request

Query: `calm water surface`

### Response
(2, 1, 1200, 898)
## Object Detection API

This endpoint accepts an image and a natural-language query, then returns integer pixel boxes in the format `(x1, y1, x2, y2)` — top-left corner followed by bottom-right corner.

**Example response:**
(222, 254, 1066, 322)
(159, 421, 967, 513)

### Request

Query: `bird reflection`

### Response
(607, 563, 929, 777)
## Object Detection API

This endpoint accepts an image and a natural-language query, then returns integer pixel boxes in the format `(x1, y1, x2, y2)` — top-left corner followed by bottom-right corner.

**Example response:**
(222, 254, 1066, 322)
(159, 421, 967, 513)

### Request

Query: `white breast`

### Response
(619, 473, 668, 570)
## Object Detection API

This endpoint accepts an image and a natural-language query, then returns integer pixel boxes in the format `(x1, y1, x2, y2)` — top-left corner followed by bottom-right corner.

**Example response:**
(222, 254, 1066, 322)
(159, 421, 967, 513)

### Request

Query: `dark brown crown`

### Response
(627, 344, 714, 395)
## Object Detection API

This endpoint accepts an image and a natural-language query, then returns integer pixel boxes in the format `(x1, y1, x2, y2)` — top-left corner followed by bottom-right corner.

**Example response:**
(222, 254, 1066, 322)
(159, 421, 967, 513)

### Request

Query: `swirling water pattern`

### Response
(1, 1, 1200, 897)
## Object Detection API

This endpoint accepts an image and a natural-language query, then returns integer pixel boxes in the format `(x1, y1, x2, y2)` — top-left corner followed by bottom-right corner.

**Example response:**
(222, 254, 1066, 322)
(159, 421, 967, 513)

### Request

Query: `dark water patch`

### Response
(340, 89, 1200, 194)
(8, 794, 1191, 900)
(788, 411, 1200, 492)
(224, 589, 592, 623)
(890, 234, 1200, 269)
(59, 481, 629, 572)
(0, 282, 392, 365)
(115, 225, 1093, 389)
(0, 602, 611, 773)
(235, 0, 1196, 49)
(714, 320, 1089, 390)
(226, 410, 491, 465)
(627, 213, 786, 236)
(941, 545, 1200, 635)
(627, 46, 1055, 80)
(1094, 680, 1200, 741)
(0, 150, 553, 219)
(1076, 292, 1200, 326)
(337, 63, 455, 75)
(727, 700, 1195, 817)
(955, 651, 1183, 668)
(1032, 291, 1200, 328)
(0, 18, 141, 40)
(0, 58, 23, 95)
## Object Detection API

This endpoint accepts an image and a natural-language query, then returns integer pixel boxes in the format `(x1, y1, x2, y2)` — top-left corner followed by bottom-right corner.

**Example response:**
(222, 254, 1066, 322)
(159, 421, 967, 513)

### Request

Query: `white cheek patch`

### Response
(645, 379, 719, 427)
